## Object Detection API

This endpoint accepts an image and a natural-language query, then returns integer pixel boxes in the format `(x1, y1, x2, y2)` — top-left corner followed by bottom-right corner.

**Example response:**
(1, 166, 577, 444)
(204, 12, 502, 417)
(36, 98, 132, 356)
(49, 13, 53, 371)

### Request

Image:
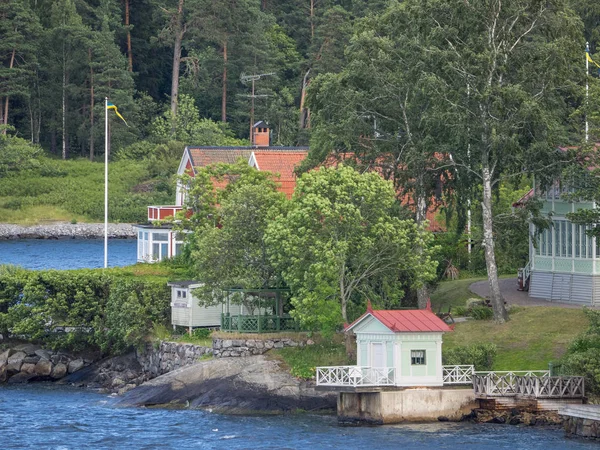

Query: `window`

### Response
(153, 233, 169, 242)
(176, 290, 187, 299)
(411, 350, 426, 365)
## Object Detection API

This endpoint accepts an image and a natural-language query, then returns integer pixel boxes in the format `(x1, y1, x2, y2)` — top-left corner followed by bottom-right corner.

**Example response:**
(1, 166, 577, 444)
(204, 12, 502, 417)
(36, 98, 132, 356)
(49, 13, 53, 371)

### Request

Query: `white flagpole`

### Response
(586, 42, 590, 143)
(104, 97, 108, 268)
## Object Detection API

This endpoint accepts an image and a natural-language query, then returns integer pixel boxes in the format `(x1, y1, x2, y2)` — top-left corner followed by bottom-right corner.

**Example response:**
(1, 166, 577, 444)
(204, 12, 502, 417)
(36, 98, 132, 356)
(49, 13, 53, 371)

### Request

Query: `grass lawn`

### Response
(444, 307, 588, 370)
(269, 334, 353, 379)
(430, 277, 485, 310)
(0, 204, 87, 225)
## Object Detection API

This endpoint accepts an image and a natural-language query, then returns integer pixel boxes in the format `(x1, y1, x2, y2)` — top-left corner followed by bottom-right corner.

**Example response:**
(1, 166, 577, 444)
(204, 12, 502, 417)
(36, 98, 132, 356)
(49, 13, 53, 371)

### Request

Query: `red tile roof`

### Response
(188, 147, 309, 171)
(347, 306, 452, 333)
(252, 151, 308, 199)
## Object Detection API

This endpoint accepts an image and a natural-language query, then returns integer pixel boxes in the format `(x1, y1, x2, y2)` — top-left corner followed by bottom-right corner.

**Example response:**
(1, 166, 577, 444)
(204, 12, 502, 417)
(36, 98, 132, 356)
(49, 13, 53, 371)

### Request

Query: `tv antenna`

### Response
(240, 72, 275, 141)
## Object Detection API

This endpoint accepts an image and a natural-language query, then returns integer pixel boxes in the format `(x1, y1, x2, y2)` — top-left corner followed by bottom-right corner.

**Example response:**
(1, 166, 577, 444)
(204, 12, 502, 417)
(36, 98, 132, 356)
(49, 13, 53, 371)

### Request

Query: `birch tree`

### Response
(425, 0, 582, 322)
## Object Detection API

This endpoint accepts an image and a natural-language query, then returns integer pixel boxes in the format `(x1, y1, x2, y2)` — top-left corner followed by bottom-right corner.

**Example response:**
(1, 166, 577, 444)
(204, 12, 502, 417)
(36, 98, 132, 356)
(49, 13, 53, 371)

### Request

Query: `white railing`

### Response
(473, 371, 550, 397)
(442, 365, 474, 385)
(316, 366, 395, 387)
(515, 376, 585, 398)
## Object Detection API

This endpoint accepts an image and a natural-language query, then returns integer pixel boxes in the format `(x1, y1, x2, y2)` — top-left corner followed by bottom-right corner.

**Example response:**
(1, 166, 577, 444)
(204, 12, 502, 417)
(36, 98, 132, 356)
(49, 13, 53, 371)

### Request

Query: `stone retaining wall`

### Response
(212, 337, 311, 358)
(136, 341, 212, 378)
(0, 344, 95, 383)
(0, 223, 136, 240)
(563, 415, 600, 439)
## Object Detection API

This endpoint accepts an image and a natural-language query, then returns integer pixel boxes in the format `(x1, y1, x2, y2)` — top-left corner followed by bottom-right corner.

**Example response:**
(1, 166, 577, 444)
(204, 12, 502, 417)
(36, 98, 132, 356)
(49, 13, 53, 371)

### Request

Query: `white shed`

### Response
(168, 281, 242, 333)
(343, 302, 453, 387)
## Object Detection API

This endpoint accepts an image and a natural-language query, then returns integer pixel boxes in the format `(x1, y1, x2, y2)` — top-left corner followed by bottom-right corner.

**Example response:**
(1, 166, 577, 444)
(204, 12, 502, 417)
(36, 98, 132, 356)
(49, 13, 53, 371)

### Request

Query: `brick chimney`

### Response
(252, 121, 270, 147)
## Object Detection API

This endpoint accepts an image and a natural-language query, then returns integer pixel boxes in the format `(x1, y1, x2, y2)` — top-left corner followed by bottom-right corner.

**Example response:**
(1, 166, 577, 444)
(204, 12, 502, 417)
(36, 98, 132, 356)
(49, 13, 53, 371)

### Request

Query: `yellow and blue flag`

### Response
(107, 101, 128, 126)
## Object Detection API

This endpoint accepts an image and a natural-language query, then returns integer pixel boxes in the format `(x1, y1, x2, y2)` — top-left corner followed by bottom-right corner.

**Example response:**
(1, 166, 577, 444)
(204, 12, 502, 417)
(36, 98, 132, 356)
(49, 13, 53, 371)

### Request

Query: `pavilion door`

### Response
(372, 343, 385, 368)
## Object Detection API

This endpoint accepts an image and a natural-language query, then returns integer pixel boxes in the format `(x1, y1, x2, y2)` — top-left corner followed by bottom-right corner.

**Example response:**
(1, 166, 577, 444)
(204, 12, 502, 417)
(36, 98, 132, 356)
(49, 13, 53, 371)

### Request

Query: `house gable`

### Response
(351, 314, 394, 334)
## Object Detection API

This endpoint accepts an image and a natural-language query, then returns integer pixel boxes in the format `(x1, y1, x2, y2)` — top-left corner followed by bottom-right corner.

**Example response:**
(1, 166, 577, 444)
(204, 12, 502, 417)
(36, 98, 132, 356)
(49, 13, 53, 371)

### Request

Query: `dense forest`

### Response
(0, 0, 393, 157)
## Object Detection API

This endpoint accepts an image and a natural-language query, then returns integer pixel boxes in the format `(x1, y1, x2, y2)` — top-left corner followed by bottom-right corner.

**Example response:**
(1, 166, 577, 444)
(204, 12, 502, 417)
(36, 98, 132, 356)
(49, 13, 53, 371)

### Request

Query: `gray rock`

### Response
(7, 372, 36, 384)
(0, 349, 11, 365)
(51, 363, 68, 379)
(35, 349, 52, 360)
(68, 359, 85, 374)
(21, 363, 36, 374)
(0, 223, 136, 240)
(23, 356, 40, 365)
(12, 344, 39, 356)
(7, 351, 26, 366)
(34, 359, 53, 376)
(0, 365, 7, 383)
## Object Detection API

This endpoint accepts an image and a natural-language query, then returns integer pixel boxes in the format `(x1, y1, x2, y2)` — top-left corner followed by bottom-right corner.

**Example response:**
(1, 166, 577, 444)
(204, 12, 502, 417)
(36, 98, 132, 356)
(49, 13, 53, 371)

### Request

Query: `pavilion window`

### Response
(411, 350, 426, 365)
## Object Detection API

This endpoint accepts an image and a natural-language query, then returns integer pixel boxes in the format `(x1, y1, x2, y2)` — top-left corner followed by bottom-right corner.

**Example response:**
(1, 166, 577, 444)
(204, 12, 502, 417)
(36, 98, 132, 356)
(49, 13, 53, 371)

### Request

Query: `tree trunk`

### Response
(299, 69, 310, 129)
(414, 177, 430, 309)
(125, 0, 133, 72)
(2, 48, 16, 135)
(310, 0, 315, 41)
(481, 165, 508, 322)
(170, 0, 184, 126)
(221, 40, 227, 122)
(89, 48, 95, 161)
(62, 42, 67, 160)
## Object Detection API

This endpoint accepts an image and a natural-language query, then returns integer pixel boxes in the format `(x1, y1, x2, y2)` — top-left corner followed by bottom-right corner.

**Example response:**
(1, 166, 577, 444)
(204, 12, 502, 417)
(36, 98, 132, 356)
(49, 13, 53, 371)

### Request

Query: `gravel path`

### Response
(469, 277, 589, 309)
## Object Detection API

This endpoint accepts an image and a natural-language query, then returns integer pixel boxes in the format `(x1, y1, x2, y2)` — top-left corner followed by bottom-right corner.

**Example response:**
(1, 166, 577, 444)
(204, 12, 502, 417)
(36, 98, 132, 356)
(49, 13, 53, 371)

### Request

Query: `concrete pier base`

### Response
(337, 387, 478, 425)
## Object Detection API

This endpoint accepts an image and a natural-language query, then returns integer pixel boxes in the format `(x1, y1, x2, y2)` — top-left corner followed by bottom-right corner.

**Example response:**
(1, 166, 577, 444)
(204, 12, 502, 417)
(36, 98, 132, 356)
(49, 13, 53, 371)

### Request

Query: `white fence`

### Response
(473, 371, 551, 397)
(442, 365, 474, 385)
(316, 366, 395, 387)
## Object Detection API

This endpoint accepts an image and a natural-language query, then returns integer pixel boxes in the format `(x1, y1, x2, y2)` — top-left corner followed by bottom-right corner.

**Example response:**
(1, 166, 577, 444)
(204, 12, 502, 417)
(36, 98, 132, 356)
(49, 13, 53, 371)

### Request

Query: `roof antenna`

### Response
(426, 298, 432, 311)
(240, 72, 275, 144)
(366, 299, 373, 313)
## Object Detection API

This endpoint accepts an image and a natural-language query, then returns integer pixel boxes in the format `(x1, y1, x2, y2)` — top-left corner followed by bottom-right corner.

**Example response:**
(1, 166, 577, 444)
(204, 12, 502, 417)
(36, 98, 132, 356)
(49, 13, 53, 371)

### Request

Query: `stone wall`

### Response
(0, 223, 136, 240)
(212, 337, 311, 358)
(563, 415, 600, 439)
(0, 344, 95, 383)
(136, 341, 212, 378)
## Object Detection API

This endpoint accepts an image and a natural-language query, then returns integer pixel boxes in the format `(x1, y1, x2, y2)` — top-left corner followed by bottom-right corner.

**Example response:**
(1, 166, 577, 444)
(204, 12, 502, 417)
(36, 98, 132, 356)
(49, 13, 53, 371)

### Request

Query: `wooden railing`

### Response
(442, 365, 474, 385)
(473, 371, 549, 397)
(515, 376, 584, 398)
(316, 366, 395, 387)
(221, 313, 300, 333)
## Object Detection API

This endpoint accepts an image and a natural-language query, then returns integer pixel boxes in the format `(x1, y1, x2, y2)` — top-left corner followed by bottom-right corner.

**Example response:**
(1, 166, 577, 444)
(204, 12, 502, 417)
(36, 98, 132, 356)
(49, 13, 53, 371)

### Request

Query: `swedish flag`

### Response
(106, 101, 128, 126)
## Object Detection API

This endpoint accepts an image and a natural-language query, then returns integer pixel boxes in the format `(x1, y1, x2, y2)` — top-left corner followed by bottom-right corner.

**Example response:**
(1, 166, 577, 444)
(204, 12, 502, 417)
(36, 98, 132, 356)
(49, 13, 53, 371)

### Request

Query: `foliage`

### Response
(0, 133, 41, 175)
(442, 343, 497, 371)
(0, 156, 172, 223)
(469, 306, 494, 321)
(191, 327, 212, 340)
(0, 266, 170, 354)
(188, 164, 287, 308)
(561, 309, 600, 394)
(150, 95, 246, 146)
(266, 165, 438, 332)
(273, 336, 352, 380)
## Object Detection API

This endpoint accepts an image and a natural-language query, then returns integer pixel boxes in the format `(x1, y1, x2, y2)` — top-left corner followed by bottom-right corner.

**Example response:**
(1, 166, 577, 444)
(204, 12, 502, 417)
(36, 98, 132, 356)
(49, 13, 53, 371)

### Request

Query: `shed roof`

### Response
(346, 303, 452, 333)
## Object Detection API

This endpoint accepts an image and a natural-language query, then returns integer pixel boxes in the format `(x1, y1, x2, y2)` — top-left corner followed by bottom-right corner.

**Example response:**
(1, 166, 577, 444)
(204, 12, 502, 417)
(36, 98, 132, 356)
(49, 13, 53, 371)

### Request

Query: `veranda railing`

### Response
(316, 366, 396, 387)
(221, 313, 300, 333)
(473, 371, 550, 397)
(442, 365, 475, 385)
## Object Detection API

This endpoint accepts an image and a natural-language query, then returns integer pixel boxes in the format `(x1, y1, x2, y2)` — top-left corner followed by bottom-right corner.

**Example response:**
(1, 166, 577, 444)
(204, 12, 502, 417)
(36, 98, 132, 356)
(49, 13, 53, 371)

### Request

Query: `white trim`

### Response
(177, 147, 194, 176)
(248, 151, 259, 170)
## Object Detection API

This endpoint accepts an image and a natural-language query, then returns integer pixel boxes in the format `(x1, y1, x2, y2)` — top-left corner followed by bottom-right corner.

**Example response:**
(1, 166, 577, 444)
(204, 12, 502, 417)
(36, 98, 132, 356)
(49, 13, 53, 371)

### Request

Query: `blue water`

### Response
(0, 239, 137, 270)
(0, 385, 596, 450)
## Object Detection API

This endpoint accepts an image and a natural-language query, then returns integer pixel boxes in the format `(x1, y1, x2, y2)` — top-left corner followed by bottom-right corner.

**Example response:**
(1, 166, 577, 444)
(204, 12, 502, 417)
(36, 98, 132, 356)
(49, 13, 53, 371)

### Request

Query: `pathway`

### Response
(469, 277, 587, 309)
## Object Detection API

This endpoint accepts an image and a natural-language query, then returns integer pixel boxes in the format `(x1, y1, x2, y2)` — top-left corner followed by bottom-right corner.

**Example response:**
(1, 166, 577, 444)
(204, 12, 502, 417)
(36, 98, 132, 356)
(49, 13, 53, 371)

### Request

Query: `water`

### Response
(0, 239, 137, 270)
(0, 385, 596, 450)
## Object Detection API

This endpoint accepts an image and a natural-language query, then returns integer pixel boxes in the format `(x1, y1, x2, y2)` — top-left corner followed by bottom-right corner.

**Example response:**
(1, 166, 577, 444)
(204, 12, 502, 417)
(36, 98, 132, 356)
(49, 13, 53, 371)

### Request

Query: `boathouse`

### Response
(344, 301, 452, 387)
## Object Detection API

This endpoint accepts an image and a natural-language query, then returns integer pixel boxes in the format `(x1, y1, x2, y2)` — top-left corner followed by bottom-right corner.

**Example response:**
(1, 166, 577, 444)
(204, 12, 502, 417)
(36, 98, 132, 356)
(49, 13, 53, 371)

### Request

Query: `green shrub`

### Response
(192, 328, 212, 339)
(470, 306, 493, 320)
(454, 306, 467, 317)
(442, 343, 497, 370)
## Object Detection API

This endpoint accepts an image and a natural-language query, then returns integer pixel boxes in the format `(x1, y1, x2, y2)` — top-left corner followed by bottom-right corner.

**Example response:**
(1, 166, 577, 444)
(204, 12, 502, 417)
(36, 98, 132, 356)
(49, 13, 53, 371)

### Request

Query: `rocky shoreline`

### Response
(0, 222, 137, 240)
